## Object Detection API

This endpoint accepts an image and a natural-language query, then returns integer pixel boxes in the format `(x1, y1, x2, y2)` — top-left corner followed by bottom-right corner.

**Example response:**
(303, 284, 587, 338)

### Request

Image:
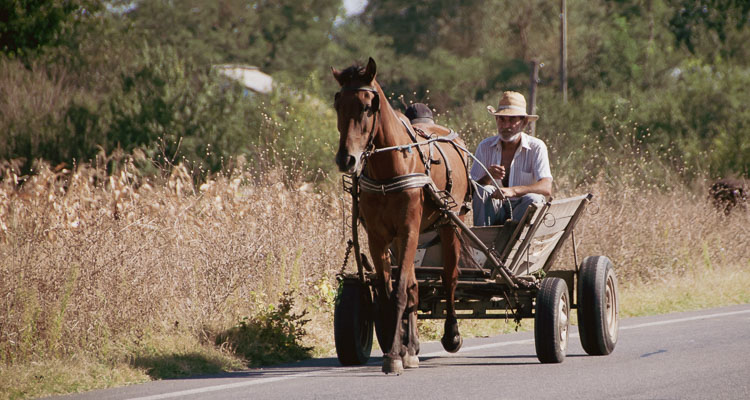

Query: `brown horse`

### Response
(332, 58, 471, 374)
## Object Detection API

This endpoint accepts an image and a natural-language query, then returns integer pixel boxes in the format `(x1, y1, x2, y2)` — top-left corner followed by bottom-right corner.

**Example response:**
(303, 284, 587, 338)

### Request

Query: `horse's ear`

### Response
(331, 66, 344, 86)
(364, 57, 377, 83)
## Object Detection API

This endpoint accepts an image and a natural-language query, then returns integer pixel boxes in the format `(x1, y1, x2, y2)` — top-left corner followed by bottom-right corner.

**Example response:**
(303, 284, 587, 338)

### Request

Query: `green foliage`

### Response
(251, 72, 339, 180)
(104, 45, 247, 174)
(124, 0, 341, 85)
(0, 0, 100, 57)
(1, 0, 749, 182)
(668, 0, 750, 59)
(215, 292, 313, 367)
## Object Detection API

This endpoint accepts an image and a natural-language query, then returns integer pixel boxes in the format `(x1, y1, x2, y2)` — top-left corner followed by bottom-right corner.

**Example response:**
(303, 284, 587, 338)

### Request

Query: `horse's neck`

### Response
(372, 84, 411, 148)
(365, 83, 423, 180)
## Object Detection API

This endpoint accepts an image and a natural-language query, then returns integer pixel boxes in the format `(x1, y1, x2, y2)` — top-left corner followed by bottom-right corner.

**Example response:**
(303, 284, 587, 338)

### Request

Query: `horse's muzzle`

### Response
(335, 151, 359, 174)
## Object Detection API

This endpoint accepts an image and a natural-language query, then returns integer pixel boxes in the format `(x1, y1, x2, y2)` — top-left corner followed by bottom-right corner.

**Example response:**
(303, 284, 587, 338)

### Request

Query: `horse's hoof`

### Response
(403, 354, 419, 369)
(441, 334, 463, 353)
(382, 356, 404, 375)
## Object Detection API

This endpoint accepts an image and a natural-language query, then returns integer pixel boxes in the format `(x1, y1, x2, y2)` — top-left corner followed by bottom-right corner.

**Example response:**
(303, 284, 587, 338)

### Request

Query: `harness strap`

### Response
(400, 119, 430, 174)
(433, 141, 453, 193)
(360, 173, 433, 194)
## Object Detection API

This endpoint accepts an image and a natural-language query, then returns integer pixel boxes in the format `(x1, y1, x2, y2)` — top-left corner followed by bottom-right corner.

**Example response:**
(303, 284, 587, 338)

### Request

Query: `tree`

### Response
(124, 0, 341, 81)
(0, 0, 100, 56)
(668, 0, 750, 60)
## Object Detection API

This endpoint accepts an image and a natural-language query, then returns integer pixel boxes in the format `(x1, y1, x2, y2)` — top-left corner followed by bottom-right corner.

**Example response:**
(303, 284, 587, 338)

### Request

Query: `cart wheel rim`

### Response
(605, 273, 618, 341)
(559, 292, 569, 350)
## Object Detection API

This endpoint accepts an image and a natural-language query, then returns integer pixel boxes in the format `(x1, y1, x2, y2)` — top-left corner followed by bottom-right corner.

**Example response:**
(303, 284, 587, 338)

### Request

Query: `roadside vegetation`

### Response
(1, 151, 748, 399)
(1, 0, 749, 398)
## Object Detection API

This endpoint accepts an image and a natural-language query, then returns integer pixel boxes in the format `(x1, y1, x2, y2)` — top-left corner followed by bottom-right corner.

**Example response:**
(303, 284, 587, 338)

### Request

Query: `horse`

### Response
(331, 58, 471, 374)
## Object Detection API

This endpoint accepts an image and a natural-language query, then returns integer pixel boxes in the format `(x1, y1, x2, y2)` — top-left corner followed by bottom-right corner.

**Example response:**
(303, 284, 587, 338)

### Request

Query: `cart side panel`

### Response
(411, 226, 502, 268)
(508, 195, 591, 276)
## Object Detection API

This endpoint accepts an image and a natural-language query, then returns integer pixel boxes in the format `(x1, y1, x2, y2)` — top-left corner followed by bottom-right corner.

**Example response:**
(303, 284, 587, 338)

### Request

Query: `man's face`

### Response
(495, 116, 527, 141)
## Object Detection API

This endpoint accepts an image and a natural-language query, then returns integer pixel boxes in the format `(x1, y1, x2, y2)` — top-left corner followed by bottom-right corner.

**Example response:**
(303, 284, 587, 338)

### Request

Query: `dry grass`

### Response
(0, 152, 748, 398)
(0, 155, 346, 368)
(566, 179, 749, 284)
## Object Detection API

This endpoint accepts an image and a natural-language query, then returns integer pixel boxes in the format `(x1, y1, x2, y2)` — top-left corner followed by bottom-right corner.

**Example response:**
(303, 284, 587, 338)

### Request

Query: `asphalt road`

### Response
(57, 303, 750, 400)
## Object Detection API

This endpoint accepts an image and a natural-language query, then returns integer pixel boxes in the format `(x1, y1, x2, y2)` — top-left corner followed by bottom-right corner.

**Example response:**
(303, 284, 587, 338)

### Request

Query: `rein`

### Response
(370, 127, 459, 155)
(337, 85, 380, 163)
(337, 84, 506, 204)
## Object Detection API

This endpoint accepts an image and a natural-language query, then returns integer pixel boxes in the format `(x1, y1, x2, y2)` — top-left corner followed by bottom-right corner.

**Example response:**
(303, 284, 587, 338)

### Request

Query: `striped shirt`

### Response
(470, 133, 553, 186)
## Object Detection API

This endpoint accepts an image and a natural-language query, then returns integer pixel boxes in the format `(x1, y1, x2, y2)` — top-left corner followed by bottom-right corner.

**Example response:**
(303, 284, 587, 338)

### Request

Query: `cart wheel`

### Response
(577, 255, 619, 355)
(535, 277, 570, 364)
(334, 278, 373, 365)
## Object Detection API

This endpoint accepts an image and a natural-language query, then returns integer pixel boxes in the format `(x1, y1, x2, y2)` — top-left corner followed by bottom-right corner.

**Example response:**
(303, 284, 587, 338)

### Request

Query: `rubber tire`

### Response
(535, 277, 570, 364)
(334, 278, 374, 365)
(577, 255, 619, 356)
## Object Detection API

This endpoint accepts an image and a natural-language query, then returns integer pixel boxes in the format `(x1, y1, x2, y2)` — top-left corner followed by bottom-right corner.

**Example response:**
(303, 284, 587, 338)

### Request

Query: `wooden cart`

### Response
(335, 193, 619, 365)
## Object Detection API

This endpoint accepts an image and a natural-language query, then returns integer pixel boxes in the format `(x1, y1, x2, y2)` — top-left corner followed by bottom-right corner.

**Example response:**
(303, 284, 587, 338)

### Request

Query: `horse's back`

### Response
(413, 122, 453, 138)
(410, 123, 470, 215)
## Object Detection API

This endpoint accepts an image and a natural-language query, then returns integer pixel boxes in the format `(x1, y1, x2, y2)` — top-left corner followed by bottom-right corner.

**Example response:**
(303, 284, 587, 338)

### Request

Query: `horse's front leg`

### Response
(440, 224, 463, 353)
(389, 240, 419, 370)
(367, 236, 394, 355)
(382, 225, 420, 375)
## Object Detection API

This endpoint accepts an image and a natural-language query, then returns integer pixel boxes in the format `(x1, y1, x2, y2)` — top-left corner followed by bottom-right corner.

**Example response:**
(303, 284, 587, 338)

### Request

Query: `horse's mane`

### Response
(338, 64, 368, 84)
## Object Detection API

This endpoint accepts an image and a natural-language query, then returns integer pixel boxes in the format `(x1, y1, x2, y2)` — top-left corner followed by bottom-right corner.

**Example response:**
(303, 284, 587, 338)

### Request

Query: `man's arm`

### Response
(494, 177, 552, 199)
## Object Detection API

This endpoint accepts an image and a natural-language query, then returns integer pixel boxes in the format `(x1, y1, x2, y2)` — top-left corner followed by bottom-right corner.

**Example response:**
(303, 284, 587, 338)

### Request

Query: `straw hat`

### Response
(486, 91, 538, 121)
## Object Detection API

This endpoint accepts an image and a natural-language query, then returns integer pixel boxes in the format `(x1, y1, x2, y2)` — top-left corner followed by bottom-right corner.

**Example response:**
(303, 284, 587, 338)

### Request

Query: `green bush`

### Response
(0, 43, 340, 181)
(215, 292, 313, 367)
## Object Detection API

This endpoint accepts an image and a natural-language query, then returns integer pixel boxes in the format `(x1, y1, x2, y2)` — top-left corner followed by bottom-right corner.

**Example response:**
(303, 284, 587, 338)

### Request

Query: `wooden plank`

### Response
(541, 193, 593, 272)
(505, 202, 551, 274)
(511, 231, 563, 276)
(420, 244, 443, 266)
(529, 196, 587, 237)
(417, 231, 439, 246)
(533, 215, 573, 237)
(469, 226, 500, 248)
(532, 230, 566, 248)
(549, 194, 590, 209)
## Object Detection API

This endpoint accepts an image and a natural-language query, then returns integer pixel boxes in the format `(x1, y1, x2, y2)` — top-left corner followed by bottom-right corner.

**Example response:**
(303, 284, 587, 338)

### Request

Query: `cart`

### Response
(334, 193, 619, 365)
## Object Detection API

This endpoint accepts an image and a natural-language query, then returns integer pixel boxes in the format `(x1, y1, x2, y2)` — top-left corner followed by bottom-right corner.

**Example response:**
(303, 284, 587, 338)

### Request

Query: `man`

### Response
(405, 102, 435, 125)
(471, 91, 552, 226)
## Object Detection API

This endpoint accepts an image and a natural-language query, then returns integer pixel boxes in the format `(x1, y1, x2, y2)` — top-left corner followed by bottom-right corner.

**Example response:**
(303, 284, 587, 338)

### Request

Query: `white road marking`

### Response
(618, 309, 750, 331)
(128, 307, 750, 400)
(128, 367, 363, 400)
(419, 337, 534, 358)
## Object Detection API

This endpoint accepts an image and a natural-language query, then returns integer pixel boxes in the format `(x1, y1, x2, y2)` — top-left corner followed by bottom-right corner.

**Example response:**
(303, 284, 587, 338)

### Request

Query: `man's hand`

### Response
(492, 187, 516, 199)
(487, 164, 505, 181)
(477, 164, 506, 186)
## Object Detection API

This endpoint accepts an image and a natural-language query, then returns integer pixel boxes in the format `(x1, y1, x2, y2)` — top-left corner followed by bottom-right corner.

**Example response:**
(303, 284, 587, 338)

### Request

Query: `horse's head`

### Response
(331, 57, 381, 174)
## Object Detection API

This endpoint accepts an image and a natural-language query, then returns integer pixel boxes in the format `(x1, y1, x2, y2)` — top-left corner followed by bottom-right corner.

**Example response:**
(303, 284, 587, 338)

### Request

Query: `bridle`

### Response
(335, 85, 380, 169)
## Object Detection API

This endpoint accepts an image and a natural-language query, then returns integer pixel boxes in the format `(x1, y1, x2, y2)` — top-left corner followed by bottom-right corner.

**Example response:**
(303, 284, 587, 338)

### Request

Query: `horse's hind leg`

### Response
(439, 224, 463, 353)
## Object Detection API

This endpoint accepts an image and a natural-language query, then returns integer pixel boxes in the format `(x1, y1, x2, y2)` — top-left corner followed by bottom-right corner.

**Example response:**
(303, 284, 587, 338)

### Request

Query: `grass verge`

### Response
(2, 263, 747, 400)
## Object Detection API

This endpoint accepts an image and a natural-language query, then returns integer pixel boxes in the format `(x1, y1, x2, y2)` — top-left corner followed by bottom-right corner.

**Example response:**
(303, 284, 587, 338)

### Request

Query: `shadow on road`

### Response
(133, 352, 231, 380)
